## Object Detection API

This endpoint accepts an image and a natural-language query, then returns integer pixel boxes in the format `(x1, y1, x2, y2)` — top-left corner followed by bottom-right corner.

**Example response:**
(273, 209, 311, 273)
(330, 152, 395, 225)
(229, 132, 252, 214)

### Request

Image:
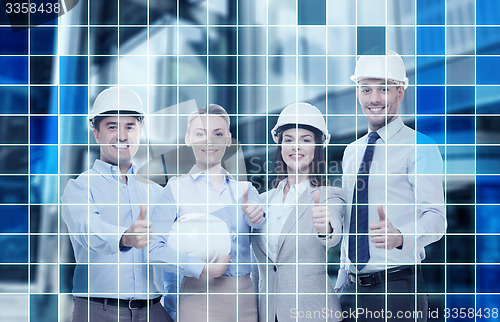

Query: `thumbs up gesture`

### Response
(312, 190, 333, 234)
(241, 187, 265, 226)
(369, 205, 403, 250)
(121, 204, 152, 249)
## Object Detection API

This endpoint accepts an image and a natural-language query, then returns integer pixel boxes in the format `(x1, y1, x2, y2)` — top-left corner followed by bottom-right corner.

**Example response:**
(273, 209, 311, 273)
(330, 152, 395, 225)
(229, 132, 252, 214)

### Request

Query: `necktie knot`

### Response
(368, 131, 380, 144)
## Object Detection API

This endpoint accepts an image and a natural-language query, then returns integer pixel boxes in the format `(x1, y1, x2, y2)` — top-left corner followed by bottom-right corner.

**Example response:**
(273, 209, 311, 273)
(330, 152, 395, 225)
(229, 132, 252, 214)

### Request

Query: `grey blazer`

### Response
(251, 184, 345, 322)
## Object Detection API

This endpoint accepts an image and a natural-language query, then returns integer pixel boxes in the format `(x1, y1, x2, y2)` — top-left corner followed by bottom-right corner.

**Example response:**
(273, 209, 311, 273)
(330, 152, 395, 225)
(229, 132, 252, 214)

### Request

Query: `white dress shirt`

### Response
(265, 178, 310, 261)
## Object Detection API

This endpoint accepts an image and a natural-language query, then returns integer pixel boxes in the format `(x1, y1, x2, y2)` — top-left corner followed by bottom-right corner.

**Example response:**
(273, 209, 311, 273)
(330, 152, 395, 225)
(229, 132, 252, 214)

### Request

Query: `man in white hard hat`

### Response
(62, 87, 173, 322)
(336, 50, 446, 321)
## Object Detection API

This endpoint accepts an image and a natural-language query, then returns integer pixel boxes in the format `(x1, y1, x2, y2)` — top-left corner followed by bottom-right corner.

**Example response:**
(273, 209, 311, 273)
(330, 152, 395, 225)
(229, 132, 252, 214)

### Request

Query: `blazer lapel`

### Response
(253, 189, 276, 258)
(276, 185, 316, 256)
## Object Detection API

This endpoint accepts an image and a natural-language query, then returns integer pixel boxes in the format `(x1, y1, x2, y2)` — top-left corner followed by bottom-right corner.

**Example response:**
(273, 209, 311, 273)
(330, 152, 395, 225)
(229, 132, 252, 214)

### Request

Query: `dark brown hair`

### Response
(93, 110, 143, 132)
(274, 124, 326, 188)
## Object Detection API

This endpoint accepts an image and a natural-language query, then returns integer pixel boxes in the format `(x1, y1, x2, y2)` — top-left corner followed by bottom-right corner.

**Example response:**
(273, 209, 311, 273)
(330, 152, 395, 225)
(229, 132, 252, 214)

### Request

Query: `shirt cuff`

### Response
(396, 222, 416, 252)
(118, 226, 132, 252)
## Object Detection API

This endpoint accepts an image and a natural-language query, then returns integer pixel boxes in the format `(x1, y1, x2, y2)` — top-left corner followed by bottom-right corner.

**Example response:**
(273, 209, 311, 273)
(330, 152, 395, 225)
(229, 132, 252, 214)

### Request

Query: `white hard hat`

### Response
(271, 102, 330, 146)
(168, 213, 231, 263)
(88, 87, 144, 129)
(350, 49, 409, 89)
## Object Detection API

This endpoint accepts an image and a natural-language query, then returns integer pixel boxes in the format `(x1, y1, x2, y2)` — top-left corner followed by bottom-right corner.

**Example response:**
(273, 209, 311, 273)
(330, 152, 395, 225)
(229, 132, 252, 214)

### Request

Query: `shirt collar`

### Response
(188, 165, 234, 182)
(93, 159, 136, 179)
(368, 116, 404, 143)
(276, 177, 310, 195)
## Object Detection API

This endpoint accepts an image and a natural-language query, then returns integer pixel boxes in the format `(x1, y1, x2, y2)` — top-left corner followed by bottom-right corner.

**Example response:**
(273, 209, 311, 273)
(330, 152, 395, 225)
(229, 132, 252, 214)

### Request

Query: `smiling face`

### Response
(185, 115, 231, 170)
(357, 78, 405, 131)
(93, 116, 142, 171)
(280, 127, 316, 175)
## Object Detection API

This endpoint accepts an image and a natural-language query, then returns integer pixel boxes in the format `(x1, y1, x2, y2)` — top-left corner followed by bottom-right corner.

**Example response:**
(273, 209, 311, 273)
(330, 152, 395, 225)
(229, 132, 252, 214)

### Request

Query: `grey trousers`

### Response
(72, 297, 173, 322)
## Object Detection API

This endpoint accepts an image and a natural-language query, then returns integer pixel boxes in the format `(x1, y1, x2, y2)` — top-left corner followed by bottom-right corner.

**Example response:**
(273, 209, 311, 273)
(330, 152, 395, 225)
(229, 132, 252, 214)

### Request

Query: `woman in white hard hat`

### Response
(251, 102, 345, 322)
(150, 104, 265, 322)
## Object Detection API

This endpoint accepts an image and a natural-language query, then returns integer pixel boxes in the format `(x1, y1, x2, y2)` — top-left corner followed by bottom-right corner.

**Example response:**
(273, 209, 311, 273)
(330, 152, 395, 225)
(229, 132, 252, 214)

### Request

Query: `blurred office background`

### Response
(1, 0, 500, 320)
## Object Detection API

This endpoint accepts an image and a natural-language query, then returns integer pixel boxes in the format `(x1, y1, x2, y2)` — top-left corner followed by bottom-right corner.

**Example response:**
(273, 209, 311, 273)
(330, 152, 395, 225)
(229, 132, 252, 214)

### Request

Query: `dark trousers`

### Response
(72, 297, 173, 322)
(339, 269, 428, 322)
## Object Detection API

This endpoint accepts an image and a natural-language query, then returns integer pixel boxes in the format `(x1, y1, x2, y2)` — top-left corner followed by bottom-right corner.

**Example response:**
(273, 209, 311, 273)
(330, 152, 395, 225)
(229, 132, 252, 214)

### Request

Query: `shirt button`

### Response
(273, 265, 277, 272)
(136, 268, 140, 272)
(123, 184, 127, 188)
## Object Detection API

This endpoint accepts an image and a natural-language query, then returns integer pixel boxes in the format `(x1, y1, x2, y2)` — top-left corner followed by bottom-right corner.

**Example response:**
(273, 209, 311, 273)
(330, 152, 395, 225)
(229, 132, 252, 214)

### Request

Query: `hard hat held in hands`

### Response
(88, 87, 144, 129)
(271, 102, 331, 146)
(350, 49, 409, 89)
(168, 213, 232, 263)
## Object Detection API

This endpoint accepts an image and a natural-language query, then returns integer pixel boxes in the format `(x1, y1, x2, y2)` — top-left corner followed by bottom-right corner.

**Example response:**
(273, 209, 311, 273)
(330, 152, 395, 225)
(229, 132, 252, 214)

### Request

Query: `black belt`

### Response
(348, 265, 416, 287)
(86, 297, 161, 310)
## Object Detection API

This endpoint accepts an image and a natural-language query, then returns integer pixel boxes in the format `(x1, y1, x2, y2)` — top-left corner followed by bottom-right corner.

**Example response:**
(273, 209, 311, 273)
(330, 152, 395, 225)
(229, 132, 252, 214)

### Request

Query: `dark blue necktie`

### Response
(348, 131, 380, 271)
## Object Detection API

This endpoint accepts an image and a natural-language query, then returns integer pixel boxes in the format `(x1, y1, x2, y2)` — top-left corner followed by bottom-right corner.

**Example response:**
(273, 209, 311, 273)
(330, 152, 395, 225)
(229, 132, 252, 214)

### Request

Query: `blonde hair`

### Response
(187, 104, 230, 132)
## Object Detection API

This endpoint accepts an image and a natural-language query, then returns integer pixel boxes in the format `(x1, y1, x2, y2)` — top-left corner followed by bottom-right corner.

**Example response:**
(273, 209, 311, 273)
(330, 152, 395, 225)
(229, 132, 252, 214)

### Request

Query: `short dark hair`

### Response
(92, 110, 144, 131)
(274, 124, 326, 188)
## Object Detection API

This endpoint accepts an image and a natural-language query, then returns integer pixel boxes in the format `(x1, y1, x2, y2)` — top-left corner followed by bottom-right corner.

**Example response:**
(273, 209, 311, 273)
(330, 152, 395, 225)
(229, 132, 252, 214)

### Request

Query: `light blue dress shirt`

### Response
(336, 117, 447, 287)
(150, 166, 266, 278)
(61, 159, 167, 300)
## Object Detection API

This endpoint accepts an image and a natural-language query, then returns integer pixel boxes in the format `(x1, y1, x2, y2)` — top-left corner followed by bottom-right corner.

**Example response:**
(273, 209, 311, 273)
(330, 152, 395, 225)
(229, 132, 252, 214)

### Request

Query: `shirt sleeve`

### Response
(61, 177, 129, 255)
(149, 184, 206, 278)
(242, 182, 267, 229)
(398, 143, 447, 254)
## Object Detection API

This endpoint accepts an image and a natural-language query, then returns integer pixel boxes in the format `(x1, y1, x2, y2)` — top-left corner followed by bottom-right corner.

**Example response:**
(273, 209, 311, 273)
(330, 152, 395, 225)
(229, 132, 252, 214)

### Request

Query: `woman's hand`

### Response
(312, 190, 333, 234)
(242, 187, 265, 225)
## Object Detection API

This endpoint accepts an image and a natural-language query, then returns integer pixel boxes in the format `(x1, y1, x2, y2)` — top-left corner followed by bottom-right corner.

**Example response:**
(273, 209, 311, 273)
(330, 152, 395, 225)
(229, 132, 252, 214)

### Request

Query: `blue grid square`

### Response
(477, 236, 500, 264)
(0, 205, 28, 233)
(416, 116, 445, 144)
(0, 56, 28, 84)
(477, 266, 500, 293)
(0, 28, 27, 55)
(357, 27, 385, 55)
(0, 86, 28, 114)
(476, 176, 500, 203)
(417, 0, 445, 25)
(30, 27, 56, 55)
(30, 175, 58, 204)
(0, 236, 28, 263)
(446, 265, 474, 294)
(417, 27, 445, 55)
(60, 86, 89, 114)
(59, 56, 88, 85)
(298, 0, 326, 25)
(476, 27, 500, 55)
(446, 146, 475, 174)
(447, 86, 475, 114)
(477, 57, 500, 85)
(477, 0, 500, 25)
(477, 146, 500, 174)
(30, 145, 58, 174)
(446, 116, 475, 144)
(60, 116, 88, 145)
(416, 56, 445, 85)
(417, 86, 445, 115)
(477, 205, 500, 233)
(445, 295, 475, 320)
(30, 116, 58, 144)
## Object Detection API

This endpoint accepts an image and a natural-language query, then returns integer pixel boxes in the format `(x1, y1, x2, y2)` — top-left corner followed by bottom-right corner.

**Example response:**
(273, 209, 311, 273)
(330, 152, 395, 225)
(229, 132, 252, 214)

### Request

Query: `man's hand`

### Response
(121, 205, 152, 249)
(242, 187, 264, 225)
(312, 190, 333, 234)
(369, 205, 403, 250)
(201, 255, 232, 278)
